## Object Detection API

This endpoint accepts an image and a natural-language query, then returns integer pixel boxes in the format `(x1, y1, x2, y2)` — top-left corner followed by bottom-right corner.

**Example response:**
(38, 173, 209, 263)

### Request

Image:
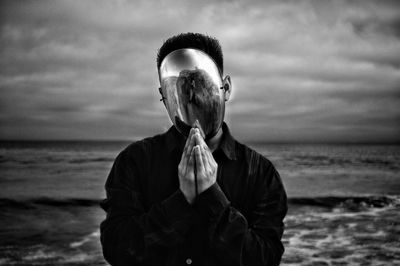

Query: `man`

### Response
(100, 32, 287, 266)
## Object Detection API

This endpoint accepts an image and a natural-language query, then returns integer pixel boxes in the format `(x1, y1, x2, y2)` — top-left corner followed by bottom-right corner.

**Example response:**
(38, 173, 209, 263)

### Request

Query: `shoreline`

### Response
(1, 195, 399, 265)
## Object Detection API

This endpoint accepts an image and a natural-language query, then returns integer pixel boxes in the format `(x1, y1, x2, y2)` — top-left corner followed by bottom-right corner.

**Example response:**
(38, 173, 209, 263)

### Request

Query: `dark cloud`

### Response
(351, 15, 400, 38)
(0, 0, 399, 142)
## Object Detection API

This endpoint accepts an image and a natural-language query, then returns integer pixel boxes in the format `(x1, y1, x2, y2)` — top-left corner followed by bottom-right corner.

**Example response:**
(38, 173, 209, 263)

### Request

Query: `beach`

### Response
(0, 141, 399, 265)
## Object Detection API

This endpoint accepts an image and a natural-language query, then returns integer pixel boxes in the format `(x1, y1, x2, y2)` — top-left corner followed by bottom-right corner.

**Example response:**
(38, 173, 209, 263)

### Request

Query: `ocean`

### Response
(0, 141, 399, 265)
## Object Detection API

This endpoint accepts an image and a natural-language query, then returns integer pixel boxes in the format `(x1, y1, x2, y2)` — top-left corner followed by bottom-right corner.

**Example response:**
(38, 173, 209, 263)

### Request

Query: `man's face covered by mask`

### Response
(159, 49, 225, 139)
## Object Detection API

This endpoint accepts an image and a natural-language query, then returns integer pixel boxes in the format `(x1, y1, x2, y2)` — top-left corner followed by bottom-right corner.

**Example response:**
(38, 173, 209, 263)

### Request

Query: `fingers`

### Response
(187, 148, 195, 178)
(194, 145, 205, 174)
(190, 128, 216, 170)
(200, 145, 210, 170)
(193, 130, 206, 147)
(182, 132, 190, 155)
(181, 128, 197, 168)
(180, 127, 216, 175)
(182, 128, 195, 156)
(186, 129, 199, 164)
(204, 146, 216, 167)
(183, 128, 202, 161)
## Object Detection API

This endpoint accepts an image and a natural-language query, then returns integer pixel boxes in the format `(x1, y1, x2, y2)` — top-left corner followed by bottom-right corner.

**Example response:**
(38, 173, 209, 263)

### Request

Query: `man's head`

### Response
(157, 33, 232, 139)
(157, 33, 224, 75)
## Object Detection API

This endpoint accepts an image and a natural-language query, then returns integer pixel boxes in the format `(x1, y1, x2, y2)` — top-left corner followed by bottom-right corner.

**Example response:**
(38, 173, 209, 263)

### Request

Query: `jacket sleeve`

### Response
(195, 159, 287, 266)
(100, 145, 196, 265)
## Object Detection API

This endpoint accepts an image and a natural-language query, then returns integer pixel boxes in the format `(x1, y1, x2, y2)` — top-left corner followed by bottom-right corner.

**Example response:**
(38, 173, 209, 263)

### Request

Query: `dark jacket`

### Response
(100, 123, 287, 266)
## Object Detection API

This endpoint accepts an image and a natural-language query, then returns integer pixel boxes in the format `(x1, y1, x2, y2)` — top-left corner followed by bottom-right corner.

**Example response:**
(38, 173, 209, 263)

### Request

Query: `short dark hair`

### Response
(157, 32, 224, 74)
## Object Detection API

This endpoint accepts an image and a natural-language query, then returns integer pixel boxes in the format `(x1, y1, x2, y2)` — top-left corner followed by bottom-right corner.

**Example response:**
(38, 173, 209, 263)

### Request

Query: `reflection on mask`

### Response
(175, 68, 223, 138)
(159, 48, 225, 140)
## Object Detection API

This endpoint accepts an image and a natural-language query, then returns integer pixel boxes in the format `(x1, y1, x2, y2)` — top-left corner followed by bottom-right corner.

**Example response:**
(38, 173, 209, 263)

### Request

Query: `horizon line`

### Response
(0, 139, 399, 145)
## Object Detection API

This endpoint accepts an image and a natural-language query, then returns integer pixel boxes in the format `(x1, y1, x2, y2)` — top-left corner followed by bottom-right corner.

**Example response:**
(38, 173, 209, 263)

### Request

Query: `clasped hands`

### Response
(178, 128, 218, 204)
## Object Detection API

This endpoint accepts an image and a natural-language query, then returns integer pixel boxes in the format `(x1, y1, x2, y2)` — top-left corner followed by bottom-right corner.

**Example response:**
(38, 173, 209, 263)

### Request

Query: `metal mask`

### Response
(159, 48, 225, 139)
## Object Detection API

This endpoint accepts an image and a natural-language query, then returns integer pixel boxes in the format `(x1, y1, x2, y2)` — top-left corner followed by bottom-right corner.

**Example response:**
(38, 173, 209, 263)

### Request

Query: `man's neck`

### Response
(206, 127, 223, 152)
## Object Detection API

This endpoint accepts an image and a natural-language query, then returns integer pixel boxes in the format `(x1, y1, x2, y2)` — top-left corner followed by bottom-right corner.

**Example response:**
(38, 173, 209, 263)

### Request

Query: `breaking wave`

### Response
(1, 195, 398, 211)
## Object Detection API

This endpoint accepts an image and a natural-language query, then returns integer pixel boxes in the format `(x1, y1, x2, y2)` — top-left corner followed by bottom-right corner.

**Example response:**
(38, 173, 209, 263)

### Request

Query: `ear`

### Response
(222, 75, 232, 101)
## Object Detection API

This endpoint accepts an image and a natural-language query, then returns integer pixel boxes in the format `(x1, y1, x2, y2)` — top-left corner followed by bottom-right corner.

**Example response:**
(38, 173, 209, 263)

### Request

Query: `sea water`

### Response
(0, 141, 399, 265)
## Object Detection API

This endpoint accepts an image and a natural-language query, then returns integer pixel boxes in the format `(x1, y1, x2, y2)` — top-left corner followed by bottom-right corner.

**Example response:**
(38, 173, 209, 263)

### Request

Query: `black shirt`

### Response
(100, 123, 287, 266)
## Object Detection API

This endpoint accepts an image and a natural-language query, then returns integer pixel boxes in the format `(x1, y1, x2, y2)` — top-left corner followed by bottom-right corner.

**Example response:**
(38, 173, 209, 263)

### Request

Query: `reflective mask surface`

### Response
(159, 48, 225, 139)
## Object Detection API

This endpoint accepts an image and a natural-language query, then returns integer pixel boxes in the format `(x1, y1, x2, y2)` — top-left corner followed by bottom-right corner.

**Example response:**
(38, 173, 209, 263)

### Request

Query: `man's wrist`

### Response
(195, 183, 230, 219)
(163, 190, 196, 221)
(179, 187, 195, 205)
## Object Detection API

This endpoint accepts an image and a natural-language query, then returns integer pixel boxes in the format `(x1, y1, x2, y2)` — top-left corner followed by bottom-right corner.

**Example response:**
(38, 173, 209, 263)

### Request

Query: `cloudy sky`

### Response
(1, 0, 399, 143)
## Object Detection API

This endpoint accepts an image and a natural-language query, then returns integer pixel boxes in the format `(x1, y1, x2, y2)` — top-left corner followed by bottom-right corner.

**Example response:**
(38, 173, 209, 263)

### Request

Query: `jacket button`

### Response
(186, 258, 192, 265)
